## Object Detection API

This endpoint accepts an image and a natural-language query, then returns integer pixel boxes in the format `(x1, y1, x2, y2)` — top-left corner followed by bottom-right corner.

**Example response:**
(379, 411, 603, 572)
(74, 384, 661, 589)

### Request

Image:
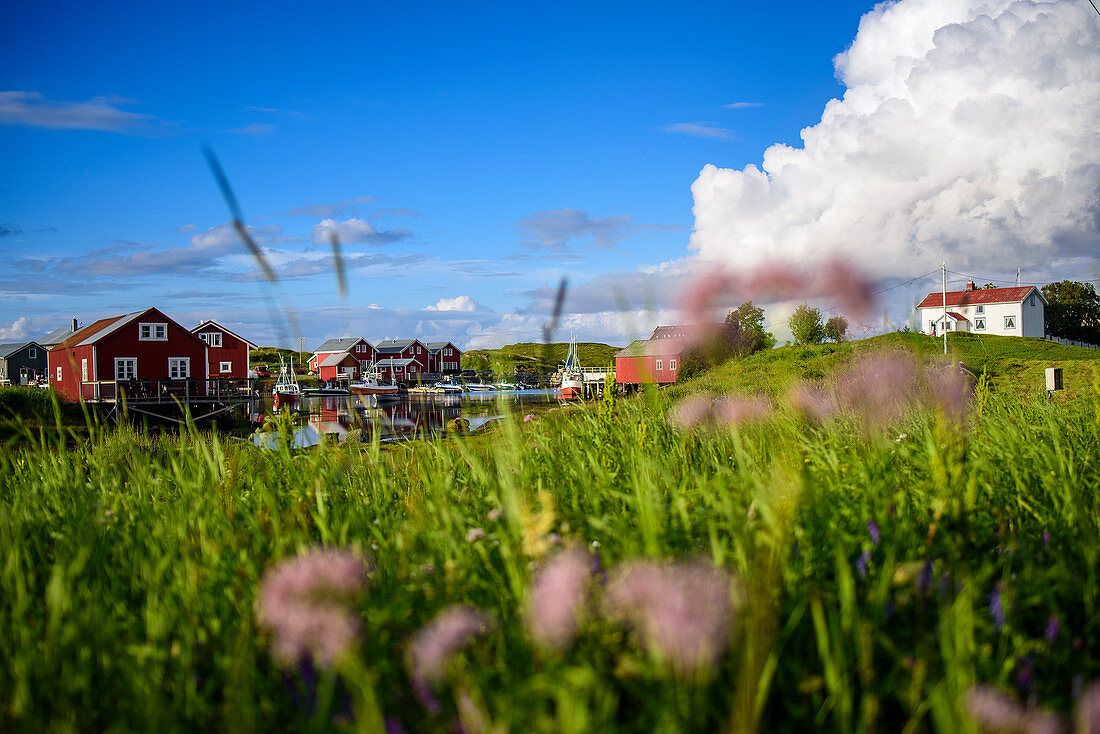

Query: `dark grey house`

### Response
(0, 341, 46, 385)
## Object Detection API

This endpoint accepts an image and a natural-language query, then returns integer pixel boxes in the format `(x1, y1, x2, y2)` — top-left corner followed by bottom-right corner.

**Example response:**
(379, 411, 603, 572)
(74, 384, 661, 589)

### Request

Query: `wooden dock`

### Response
(77, 378, 260, 423)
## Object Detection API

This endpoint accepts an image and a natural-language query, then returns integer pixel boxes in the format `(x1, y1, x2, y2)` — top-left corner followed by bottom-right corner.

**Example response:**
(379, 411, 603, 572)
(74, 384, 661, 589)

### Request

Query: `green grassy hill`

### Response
(463, 341, 621, 374)
(670, 332, 1100, 402)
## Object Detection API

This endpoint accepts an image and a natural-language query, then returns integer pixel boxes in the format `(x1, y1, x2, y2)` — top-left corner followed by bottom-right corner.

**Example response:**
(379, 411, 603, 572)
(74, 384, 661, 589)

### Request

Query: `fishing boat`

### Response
(272, 357, 302, 407)
(348, 362, 400, 399)
(432, 381, 464, 394)
(302, 376, 350, 397)
(492, 381, 517, 391)
(465, 382, 495, 392)
(558, 334, 583, 400)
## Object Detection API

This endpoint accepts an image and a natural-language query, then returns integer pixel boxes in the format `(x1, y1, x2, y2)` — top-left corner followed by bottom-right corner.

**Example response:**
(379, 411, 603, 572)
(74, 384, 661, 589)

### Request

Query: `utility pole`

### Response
(298, 336, 306, 362)
(942, 262, 948, 355)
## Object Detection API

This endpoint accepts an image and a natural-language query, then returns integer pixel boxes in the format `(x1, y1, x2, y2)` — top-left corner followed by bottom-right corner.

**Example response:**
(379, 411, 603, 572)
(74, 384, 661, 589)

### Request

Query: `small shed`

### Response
(0, 341, 46, 385)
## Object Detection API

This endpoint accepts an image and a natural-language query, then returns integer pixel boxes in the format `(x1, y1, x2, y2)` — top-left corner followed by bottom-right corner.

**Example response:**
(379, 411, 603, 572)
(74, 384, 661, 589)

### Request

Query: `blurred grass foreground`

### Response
(1, 334, 1098, 733)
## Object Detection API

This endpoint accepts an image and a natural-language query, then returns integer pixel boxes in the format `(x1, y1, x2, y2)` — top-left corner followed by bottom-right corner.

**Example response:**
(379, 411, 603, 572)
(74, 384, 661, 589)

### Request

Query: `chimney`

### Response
(71, 317, 78, 332)
(965, 280, 975, 292)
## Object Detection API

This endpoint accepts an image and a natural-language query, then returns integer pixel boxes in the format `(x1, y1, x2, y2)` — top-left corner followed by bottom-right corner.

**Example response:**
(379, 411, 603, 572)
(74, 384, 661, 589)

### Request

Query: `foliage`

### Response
(250, 347, 311, 370)
(824, 314, 849, 343)
(1042, 280, 1100, 344)
(0, 347, 1098, 732)
(462, 341, 620, 374)
(725, 300, 777, 357)
(789, 303, 825, 345)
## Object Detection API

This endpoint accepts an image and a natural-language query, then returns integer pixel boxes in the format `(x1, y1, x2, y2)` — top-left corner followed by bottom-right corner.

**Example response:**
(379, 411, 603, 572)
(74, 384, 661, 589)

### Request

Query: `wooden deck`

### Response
(77, 378, 259, 423)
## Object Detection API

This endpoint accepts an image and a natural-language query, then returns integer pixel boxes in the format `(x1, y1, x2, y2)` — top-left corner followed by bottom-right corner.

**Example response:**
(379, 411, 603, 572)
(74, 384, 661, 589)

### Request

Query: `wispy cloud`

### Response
(515, 208, 635, 251)
(224, 122, 276, 136)
(281, 196, 376, 218)
(0, 91, 158, 134)
(0, 223, 21, 238)
(722, 102, 763, 109)
(311, 218, 411, 245)
(659, 122, 736, 140)
(245, 105, 306, 118)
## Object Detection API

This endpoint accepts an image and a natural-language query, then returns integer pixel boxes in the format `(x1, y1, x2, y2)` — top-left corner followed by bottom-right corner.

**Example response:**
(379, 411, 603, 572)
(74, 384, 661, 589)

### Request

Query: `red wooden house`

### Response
(48, 307, 208, 402)
(425, 341, 463, 374)
(615, 339, 684, 386)
(374, 339, 429, 382)
(309, 338, 375, 381)
(191, 320, 257, 379)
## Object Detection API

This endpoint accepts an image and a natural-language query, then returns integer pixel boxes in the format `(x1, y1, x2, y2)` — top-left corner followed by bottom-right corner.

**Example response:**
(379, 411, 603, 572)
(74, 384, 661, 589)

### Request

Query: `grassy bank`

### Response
(462, 341, 621, 375)
(0, 349, 1098, 732)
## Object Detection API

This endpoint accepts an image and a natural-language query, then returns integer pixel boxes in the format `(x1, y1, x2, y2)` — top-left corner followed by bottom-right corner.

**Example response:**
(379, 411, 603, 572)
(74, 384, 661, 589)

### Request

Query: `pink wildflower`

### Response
(408, 605, 493, 688)
(523, 413, 537, 422)
(487, 507, 503, 522)
(835, 353, 919, 427)
(257, 548, 370, 668)
(786, 381, 837, 422)
(712, 394, 772, 426)
(605, 560, 735, 677)
(466, 527, 486, 543)
(1077, 679, 1100, 734)
(669, 394, 714, 430)
(927, 363, 974, 423)
(527, 548, 591, 650)
(964, 685, 1065, 734)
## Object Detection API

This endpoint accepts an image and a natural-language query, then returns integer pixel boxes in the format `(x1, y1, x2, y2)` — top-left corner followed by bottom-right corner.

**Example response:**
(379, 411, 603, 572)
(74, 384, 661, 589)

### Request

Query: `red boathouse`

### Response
(191, 320, 257, 379)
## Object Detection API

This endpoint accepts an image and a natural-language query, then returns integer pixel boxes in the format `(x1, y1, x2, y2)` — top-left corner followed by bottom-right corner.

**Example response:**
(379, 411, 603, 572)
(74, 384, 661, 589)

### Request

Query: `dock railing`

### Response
(78, 378, 255, 404)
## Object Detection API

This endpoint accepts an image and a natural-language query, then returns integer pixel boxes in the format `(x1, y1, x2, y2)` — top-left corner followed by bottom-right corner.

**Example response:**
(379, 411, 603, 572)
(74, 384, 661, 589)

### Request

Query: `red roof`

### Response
(916, 286, 1040, 310)
(52, 313, 133, 350)
(946, 311, 968, 321)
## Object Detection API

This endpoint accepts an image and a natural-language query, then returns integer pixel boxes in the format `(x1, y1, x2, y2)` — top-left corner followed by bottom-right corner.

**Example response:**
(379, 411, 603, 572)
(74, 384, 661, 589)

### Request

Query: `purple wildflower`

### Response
(527, 548, 591, 650)
(1016, 657, 1034, 696)
(856, 549, 871, 578)
(523, 413, 536, 423)
(867, 519, 880, 546)
(786, 382, 836, 422)
(1045, 615, 1060, 643)
(990, 584, 1007, 632)
(408, 605, 493, 690)
(835, 352, 919, 428)
(1043, 530, 1051, 546)
(466, 527, 486, 543)
(918, 559, 934, 596)
(257, 548, 370, 669)
(605, 560, 734, 677)
(385, 716, 409, 734)
(926, 363, 974, 423)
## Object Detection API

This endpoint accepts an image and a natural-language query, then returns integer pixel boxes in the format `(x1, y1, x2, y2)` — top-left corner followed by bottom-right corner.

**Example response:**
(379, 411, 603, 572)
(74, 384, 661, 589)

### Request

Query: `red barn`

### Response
(615, 339, 685, 386)
(425, 341, 463, 374)
(309, 338, 375, 380)
(191, 320, 257, 379)
(48, 307, 208, 402)
(374, 339, 429, 382)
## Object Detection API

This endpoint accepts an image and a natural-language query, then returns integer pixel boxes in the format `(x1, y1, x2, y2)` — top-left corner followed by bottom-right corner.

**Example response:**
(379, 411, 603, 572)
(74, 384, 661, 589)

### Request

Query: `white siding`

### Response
(918, 291, 1044, 338)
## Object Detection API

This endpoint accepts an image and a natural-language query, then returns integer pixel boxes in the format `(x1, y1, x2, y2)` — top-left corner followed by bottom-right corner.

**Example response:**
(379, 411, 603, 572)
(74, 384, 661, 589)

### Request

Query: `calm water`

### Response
(255, 389, 562, 443)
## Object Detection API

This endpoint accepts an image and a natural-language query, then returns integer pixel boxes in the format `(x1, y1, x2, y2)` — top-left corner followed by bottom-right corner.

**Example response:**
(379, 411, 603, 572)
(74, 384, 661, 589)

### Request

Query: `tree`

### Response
(824, 315, 849, 342)
(789, 304, 825, 345)
(1042, 280, 1100, 343)
(982, 283, 997, 289)
(724, 300, 776, 357)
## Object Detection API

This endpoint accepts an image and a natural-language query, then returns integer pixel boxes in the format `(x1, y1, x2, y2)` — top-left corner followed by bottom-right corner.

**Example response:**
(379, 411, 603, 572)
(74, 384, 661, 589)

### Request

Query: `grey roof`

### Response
(376, 357, 416, 368)
(424, 341, 461, 353)
(375, 339, 420, 353)
(315, 337, 366, 353)
(39, 327, 76, 346)
(0, 341, 40, 358)
(320, 352, 358, 367)
(615, 339, 685, 358)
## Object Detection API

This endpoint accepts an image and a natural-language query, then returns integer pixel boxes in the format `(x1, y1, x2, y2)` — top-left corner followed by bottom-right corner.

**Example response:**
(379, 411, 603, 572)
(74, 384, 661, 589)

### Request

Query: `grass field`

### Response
(1, 335, 1098, 732)
(462, 341, 621, 375)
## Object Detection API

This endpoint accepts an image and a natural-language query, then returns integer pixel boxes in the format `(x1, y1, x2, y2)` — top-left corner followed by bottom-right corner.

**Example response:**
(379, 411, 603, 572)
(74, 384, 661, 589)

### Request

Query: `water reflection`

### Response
(264, 389, 561, 442)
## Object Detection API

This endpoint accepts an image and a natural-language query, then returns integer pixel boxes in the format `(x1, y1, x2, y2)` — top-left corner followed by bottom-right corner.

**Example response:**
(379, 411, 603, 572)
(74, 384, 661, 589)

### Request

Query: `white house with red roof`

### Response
(916, 282, 1046, 338)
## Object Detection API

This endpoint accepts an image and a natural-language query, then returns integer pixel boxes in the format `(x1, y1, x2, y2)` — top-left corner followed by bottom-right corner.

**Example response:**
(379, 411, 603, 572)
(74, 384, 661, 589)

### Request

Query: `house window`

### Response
(57, 366, 62, 381)
(670, 359, 678, 370)
(139, 323, 168, 341)
(655, 359, 663, 371)
(168, 358, 190, 379)
(975, 318, 986, 330)
(29, 348, 36, 359)
(1004, 316, 1017, 330)
(114, 358, 136, 380)
(81, 359, 88, 382)
(220, 361, 232, 372)
(1030, 295, 1035, 307)
(204, 332, 223, 347)
(977, 305, 984, 314)
(417, 346, 422, 354)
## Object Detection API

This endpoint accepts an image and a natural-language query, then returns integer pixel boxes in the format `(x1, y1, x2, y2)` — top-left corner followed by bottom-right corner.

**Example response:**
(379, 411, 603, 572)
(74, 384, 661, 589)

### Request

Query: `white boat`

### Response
(492, 381, 516, 391)
(558, 334, 583, 400)
(465, 383, 495, 392)
(432, 382, 464, 394)
(272, 357, 302, 406)
(349, 362, 400, 398)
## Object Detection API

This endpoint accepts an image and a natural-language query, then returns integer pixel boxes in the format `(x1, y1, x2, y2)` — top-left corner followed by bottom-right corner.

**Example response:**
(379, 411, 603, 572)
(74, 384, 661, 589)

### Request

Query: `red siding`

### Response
(615, 354, 681, 385)
(193, 323, 251, 379)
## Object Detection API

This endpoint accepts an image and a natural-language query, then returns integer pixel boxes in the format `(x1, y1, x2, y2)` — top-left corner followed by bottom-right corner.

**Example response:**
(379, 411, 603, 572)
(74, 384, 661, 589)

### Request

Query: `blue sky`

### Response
(2, 0, 1097, 349)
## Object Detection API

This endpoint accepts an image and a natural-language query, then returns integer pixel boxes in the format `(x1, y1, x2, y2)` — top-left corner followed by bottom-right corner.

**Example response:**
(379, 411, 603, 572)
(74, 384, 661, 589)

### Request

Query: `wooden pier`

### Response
(77, 378, 259, 423)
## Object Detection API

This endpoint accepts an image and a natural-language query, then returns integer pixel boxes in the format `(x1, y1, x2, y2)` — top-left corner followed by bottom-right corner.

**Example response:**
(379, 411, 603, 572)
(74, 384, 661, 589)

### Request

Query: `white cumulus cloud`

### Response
(311, 218, 410, 245)
(426, 295, 479, 312)
(689, 0, 1100, 280)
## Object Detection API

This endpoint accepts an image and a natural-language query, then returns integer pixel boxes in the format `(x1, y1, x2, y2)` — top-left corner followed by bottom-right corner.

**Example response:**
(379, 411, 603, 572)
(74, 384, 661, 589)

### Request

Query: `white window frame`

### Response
(81, 359, 88, 382)
(1004, 315, 1016, 330)
(114, 358, 137, 380)
(203, 332, 223, 347)
(57, 366, 63, 382)
(655, 359, 663, 371)
(976, 305, 984, 314)
(139, 322, 168, 341)
(168, 357, 190, 380)
(219, 361, 232, 373)
(974, 318, 986, 331)
(417, 346, 422, 354)
(670, 359, 678, 370)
